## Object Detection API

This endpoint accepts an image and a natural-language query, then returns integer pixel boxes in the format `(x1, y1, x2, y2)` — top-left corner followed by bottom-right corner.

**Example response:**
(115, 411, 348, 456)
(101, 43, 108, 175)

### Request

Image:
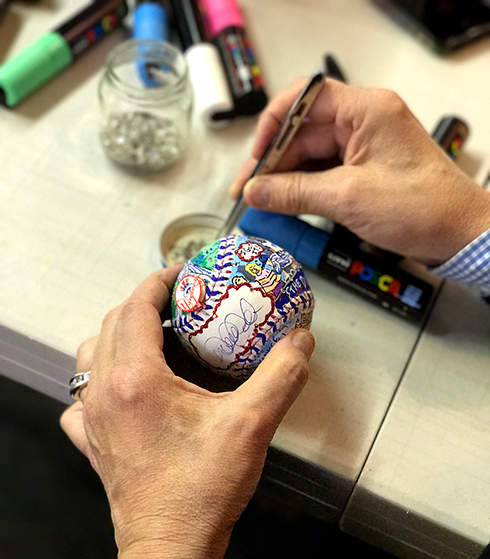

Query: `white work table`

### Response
(1, 0, 489, 557)
(342, 282, 490, 558)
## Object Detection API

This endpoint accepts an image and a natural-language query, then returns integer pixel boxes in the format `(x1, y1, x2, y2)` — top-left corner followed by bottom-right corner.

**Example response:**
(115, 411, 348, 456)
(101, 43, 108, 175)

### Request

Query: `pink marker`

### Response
(200, 0, 267, 116)
(201, 0, 244, 36)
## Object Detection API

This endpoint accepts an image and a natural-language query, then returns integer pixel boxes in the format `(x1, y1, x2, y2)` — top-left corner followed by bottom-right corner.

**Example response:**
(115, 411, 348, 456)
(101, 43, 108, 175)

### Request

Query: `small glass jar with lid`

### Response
(98, 39, 193, 173)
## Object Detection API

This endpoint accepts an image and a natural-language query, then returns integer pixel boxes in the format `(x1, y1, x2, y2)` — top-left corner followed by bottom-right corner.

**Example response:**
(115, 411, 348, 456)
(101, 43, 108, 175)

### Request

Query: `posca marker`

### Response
(133, 0, 170, 87)
(168, 0, 234, 127)
(239, 209, 434, 322)
(0, 0, 128, 107)
(432, 116, 469, 160)
(200, 0, 268, 116)
(133, 0, 169, 42)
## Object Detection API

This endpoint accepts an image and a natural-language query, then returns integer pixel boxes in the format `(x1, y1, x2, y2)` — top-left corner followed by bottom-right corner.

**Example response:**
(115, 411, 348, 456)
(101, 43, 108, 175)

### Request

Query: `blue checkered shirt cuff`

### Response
(429, 228, 490, 287)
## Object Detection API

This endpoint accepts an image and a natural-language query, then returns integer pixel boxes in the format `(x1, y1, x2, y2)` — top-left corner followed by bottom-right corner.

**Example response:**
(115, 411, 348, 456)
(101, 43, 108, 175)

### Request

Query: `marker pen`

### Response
(239, 209, 434, 322)
(133, 0, 169, 42)
(200, 0, 268, 116)
(0, 0, 11, 23)
(432, 116, 469, 160)
(0, 0, 129, 107)
(324, 54, 347, 83)
(133, 0, 170, 87)
(168, 0, 234, 127)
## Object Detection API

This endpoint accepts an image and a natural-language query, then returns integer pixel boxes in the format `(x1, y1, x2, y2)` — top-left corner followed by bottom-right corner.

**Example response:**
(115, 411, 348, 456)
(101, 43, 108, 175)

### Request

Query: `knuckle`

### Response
(336, 174, 361, 219)
(106, 299, 147, 328)
(257, 105, 274, 130)
(283, 173, 306, 212)
(375, 88, 408, 117)
(101, 304, 122, 329)
(117, 299, 140, 321)
(106, 364, 147, 406)
(76, 338, 93, 363)
(148, 268, 172, 288)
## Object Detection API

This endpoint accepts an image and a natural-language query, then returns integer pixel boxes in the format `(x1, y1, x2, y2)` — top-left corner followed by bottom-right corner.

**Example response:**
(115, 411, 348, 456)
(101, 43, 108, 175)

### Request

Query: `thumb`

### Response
(242, 166, 361, 223)
(233, 329, 315, 430)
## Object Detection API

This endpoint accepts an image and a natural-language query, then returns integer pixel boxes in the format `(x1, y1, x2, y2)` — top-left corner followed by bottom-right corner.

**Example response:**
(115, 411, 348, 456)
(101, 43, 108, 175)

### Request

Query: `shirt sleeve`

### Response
(428, 228, 490, 288)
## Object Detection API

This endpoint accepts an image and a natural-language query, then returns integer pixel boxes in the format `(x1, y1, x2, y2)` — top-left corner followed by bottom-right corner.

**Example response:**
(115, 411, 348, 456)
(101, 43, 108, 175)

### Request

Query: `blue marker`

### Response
(133, 0, 169, 87)
(239, 209, 434, 322)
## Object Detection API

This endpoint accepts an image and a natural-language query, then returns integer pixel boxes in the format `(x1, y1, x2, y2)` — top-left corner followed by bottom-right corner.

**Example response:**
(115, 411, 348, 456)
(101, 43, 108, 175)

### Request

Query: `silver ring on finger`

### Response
(69, 371, 91, 400)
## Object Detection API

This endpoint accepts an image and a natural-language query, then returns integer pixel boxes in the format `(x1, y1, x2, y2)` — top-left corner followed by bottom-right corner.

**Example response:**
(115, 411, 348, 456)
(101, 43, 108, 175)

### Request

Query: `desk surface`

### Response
(1, 0, 490, 556)
(342, 282, 490, 558)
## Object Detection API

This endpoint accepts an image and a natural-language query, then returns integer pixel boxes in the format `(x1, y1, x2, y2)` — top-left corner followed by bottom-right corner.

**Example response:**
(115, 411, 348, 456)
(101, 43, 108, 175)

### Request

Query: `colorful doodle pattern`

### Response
(171, 235, 315, 380)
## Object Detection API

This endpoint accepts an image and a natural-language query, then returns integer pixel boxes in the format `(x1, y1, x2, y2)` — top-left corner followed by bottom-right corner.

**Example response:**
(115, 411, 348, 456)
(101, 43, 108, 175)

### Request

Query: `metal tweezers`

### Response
(217, 72, 325, 238)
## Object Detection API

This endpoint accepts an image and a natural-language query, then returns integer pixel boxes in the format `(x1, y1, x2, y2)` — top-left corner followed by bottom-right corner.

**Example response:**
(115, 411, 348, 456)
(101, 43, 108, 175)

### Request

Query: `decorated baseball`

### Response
(171, 234, 315, 380)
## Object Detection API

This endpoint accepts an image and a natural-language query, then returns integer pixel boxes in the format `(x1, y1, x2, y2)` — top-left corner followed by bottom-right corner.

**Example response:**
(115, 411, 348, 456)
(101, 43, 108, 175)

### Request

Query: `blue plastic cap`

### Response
(133, 3, 170, 87)
(238, 209, 331, 270)
(133, 3, 169, 41)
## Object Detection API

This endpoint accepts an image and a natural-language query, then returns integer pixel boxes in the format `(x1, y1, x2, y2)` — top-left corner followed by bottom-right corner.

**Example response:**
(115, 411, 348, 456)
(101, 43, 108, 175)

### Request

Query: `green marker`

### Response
(0, 0, 128, 107)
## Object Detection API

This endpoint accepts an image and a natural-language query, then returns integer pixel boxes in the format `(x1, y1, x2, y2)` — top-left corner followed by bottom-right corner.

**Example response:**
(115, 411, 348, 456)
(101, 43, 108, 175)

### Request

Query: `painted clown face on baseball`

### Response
(171, 234, 315, 380)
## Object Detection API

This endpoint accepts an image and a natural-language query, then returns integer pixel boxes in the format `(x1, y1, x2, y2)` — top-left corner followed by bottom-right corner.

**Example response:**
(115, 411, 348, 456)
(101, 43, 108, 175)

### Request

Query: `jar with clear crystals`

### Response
(98, 39, 193, 172)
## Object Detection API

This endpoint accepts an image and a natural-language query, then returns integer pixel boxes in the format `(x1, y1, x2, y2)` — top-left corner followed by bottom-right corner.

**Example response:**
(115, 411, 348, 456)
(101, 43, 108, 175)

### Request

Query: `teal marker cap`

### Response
(0, 32, 73, 107)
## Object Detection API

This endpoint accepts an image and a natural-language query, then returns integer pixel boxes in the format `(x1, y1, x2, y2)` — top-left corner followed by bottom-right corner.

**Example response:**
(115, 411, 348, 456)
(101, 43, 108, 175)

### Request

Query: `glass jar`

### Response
(98, 39, 193, 173)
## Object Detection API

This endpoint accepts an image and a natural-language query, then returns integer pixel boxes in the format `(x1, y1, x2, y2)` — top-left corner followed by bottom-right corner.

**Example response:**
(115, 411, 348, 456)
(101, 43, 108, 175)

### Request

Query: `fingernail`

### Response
(244, 177, 270, 208)
(290, 329, 315, 359)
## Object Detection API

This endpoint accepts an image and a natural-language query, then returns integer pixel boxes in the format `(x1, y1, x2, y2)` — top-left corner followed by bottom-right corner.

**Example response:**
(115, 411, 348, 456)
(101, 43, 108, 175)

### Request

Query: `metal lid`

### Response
(159, 213, 224, 267)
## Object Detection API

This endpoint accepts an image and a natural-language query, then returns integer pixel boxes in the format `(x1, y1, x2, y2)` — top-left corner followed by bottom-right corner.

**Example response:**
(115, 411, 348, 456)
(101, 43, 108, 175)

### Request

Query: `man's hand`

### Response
(231, 78, 490, 266)
(61, 267, 315, 559)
